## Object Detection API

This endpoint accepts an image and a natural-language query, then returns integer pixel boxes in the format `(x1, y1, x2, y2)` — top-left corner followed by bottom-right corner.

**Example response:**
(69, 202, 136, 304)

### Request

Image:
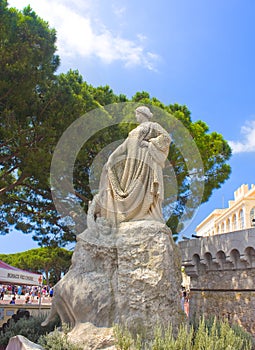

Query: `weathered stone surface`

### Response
(67, 322, 115, 350)
(43, 220, 183, 336)
(42, 222, 118, 328)
(6, 335, 43, 350)
(115, 221, 183, 333)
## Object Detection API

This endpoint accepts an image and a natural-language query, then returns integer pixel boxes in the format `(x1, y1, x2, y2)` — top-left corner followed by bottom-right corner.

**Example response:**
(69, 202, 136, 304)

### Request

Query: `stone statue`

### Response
(42, 106, 183, 345)
(93, 106, 171, 225)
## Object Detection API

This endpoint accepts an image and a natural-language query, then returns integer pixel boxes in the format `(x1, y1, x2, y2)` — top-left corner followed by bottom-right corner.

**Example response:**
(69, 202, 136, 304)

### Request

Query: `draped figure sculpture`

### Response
(42, 106, 183, 337)
(92, 106, 171, 226)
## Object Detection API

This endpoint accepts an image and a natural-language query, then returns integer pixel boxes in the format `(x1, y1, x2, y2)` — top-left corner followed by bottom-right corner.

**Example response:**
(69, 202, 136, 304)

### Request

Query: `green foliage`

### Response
(114, 324, 135, 350)
(191, 317, 253, 350)
(0, 247, 72, 284)
(0, 1, 232, 245)
(0, 0, 61, 240)
(0, 1, 59, 113)
(0, 313, 60, 346)
(38, 323, 83, 350)
(113, 317, 253, 350)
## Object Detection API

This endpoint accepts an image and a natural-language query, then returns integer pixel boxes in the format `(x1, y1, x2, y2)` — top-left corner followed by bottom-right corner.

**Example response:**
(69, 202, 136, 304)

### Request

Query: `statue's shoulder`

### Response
(149, 121, 169, 134)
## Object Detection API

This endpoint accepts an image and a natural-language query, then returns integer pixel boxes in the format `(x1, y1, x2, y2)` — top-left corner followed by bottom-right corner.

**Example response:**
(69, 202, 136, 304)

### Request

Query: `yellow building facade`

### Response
(196, 184, 255, 237)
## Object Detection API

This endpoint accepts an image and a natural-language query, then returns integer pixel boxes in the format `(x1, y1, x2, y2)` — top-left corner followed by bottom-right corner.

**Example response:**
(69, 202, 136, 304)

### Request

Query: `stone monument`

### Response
(42, 106, 183, 345)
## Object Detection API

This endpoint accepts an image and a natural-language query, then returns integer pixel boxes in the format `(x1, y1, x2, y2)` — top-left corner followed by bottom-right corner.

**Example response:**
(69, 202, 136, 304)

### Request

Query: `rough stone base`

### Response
(42, 220, 184, 337)
(115, 221, 184, 334)
(67, 323, 115, 350)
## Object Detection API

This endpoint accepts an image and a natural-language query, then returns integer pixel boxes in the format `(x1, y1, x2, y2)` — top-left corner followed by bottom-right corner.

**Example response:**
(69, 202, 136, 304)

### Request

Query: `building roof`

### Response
(195, 184, 255, 236)
(196, 209, 226, 231)
(0, 260, 43, 285)
(0, 260, 21, 271)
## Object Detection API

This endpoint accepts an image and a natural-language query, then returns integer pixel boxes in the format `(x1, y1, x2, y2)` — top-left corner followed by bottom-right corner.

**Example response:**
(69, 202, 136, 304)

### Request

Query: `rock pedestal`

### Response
(42, 220, 183, 339)
(115, 221, 183, 333)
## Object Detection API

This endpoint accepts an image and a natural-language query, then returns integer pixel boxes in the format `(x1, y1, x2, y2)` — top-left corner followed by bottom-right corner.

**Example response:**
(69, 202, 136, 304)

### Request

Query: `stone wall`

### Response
(189, 271, 255, 335)
(178, 228, 255, 335)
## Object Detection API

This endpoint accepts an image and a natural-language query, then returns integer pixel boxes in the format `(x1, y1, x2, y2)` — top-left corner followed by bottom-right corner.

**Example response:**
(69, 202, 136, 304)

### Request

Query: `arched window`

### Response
(250, 207, 255, 227)
(239, 209, 244, 229)
(232, 214, 237, 230)
(226, 218, 230, 232)
(221, 222, 225, 233)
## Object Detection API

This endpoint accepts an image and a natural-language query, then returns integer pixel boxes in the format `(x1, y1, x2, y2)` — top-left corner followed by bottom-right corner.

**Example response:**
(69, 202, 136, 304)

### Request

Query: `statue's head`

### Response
(135, 106, 153, 121)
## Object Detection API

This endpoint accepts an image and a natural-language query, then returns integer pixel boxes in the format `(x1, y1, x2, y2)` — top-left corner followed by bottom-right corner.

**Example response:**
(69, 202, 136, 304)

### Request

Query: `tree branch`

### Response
(74, 190, 90, 203)
(0, 164, 19, 180)
(0, 172, 28, 195)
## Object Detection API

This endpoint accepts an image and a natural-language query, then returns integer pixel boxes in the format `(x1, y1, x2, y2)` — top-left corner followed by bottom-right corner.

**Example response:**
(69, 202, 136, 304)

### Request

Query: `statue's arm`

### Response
(106, 138, 128, 168)
(147, 125, 171, 166)
(149, 133, 171, 153)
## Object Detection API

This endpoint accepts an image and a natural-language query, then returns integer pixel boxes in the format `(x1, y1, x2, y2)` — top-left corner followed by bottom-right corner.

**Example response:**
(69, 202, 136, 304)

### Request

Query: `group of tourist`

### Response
(0, 284, 54, 304)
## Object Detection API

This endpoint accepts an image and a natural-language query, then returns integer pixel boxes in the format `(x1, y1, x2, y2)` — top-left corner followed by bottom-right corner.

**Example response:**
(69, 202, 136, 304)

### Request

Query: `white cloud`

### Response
(228, 120, 255, 154)
(8, 0, 159, 70)
(112, 4, 126, 18)
(137, 34, 147, 42)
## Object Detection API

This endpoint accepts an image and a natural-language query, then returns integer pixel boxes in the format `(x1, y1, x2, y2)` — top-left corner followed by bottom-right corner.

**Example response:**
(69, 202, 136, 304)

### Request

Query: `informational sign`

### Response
(0, 268, 43, 286)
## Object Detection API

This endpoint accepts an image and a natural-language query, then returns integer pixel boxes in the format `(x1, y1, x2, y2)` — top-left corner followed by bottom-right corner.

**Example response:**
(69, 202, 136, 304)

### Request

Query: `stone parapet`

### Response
(178, 228, 255, 335)
(179, 228, 255, 277)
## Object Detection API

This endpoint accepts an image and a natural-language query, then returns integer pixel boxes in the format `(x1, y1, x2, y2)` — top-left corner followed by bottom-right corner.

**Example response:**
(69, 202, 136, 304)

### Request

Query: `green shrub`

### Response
(192, 316, 253, 350)
(113, 317, 254, 350)
(38, 323, 82, 350)
(114, 324, 136, 350)
(0, 312, 60, 346)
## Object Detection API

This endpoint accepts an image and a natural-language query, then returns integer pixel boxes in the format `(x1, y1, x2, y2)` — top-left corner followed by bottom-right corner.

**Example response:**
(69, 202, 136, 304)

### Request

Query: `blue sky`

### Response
(1, 0, 255, 253)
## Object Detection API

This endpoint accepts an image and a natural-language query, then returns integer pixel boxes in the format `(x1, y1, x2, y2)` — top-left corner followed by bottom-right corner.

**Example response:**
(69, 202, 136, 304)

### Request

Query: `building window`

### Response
(226, 218, 230, 232)
(239, 209, 244, 229)
(232, 214, 237, 230)
(221, 223, 225, 233)
(250, 207, 255, 227)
